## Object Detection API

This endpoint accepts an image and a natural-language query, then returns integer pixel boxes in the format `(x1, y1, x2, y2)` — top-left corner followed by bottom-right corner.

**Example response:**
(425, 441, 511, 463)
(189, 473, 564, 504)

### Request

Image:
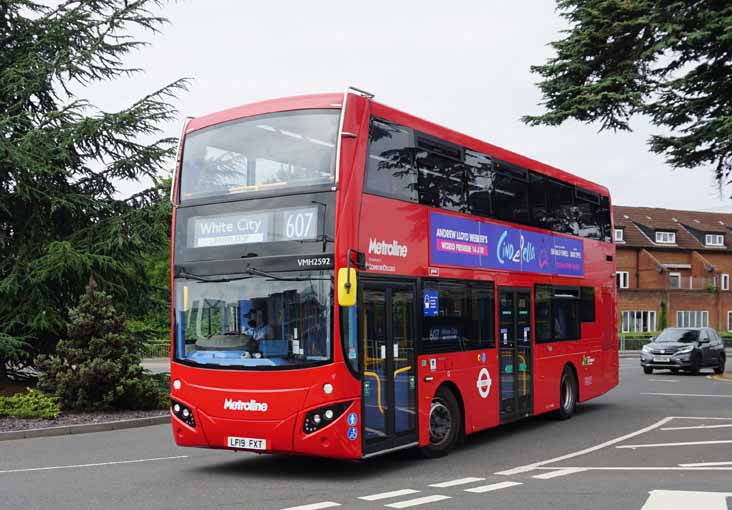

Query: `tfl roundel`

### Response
(476, 368, 492, 399)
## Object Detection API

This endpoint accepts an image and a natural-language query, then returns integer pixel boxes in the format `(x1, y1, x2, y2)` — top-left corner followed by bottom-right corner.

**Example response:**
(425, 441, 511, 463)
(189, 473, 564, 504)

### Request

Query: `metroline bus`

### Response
(169, 88, 618, 459)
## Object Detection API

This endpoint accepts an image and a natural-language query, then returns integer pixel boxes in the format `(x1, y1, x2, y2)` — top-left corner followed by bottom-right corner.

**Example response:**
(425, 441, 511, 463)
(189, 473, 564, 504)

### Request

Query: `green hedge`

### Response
(0, 389, 61, 419)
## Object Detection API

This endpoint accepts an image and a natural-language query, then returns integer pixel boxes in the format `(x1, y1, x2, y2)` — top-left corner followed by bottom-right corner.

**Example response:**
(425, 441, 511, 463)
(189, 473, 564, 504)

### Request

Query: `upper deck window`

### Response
(179, 109, 340, 202)
(365, 119, 418, 202)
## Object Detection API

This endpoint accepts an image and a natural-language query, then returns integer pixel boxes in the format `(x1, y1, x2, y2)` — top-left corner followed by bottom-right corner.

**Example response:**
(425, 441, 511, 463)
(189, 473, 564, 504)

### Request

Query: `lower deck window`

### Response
(536, 285, 595, 342)
(421, 281, 494, 353)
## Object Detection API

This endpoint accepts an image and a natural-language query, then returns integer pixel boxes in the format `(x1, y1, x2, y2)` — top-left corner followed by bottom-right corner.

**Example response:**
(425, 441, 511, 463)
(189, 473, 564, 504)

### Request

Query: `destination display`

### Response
(190, 206, 319, 248)
(429, 212, 584, 276)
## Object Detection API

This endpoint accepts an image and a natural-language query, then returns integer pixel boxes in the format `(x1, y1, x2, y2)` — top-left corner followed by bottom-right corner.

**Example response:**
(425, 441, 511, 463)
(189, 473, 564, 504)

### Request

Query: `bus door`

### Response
(498, 288, 533, 422)
(360, 280, 418, 455)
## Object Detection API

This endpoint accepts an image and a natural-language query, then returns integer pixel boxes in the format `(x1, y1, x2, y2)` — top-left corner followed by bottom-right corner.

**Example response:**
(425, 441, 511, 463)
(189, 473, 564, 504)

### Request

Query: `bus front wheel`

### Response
(554, 367, 578, 420)
(421, 387, 461, 458)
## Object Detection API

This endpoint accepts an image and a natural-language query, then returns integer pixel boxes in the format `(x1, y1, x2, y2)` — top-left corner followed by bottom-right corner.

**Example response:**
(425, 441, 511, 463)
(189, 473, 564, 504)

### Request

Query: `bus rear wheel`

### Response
(554, 367, 578, 420)
(421, 387, 461, 458)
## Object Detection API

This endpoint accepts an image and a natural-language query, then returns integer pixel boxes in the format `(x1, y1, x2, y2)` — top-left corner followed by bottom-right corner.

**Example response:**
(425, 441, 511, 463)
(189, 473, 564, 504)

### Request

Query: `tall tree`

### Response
(523, 1, 732, 185)
(0, 0, 186, 379)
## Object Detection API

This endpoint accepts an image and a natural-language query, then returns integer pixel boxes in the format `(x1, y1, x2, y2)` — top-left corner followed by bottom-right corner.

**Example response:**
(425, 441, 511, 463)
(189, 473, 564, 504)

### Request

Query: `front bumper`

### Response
(640, 351, 694, 369)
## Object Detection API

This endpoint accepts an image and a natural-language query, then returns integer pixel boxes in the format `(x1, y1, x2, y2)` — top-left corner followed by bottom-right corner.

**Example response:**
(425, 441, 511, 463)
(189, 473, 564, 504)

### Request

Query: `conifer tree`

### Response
(0, 0, 186, 378)
(524, 1, 732, 185)
(37, 279, 163, 410)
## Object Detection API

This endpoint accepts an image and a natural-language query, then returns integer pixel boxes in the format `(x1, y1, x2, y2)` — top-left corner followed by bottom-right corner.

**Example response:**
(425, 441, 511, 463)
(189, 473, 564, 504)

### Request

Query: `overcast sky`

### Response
(89, 0, 732, 211)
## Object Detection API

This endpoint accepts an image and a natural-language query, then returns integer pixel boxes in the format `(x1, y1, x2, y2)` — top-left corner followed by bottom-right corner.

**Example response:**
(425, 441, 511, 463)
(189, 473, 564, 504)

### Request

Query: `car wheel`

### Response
(714, 354, 726, 375)
(643, 367, 653, 374)
(420, 386, 462, 458)
(554, 367, 578, 420)
(689, 352, 701, 375)
(670, 368, 679, 375)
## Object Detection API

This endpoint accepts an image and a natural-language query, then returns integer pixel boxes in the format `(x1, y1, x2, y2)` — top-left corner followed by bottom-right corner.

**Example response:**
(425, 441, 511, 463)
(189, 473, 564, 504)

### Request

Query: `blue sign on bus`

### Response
(423, 290, 439, 317)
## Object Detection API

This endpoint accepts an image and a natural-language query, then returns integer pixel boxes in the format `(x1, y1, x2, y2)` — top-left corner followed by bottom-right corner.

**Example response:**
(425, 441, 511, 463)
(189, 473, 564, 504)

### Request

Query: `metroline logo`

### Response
(368, 238, 408, 257)
(224, 398, 269, 412)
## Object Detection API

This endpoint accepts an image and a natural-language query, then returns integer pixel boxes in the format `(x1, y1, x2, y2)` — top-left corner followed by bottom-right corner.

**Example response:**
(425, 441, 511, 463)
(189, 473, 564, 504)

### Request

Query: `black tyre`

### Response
(643, 366, 653, 374)
(714, 354, 726, 375)
(689, 353, 701, 375)
(420, 386, 462, 458)
(554, 367, 578, 420)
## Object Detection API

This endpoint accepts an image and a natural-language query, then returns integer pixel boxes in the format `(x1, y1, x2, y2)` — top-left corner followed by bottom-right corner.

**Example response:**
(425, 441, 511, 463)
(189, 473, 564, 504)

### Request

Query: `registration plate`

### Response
(227, 436, 267, 450)
(653, 356, 671, 363)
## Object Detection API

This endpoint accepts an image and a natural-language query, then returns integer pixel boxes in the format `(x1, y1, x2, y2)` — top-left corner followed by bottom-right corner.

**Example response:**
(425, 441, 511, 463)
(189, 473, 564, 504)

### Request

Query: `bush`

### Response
(0, 389, 61, 419)
(36, 279, 166, 411)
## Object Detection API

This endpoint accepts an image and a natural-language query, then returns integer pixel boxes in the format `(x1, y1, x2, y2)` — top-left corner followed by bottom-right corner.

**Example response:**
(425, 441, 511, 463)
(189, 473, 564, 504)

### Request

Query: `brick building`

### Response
(614, 206, 732, 334)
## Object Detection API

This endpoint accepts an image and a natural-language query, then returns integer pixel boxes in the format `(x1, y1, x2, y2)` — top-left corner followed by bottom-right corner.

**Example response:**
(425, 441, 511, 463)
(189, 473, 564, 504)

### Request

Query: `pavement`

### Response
(2, 358, 731, 510)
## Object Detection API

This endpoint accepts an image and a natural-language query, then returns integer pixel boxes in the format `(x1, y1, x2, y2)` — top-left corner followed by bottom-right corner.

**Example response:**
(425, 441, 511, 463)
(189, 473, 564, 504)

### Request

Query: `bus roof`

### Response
(185, 92, 610, 198)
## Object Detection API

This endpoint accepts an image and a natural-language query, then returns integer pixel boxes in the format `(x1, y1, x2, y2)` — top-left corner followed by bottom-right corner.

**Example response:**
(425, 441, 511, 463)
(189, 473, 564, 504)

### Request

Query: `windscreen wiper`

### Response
(176, 270, 253, 283)
(243, 266, 330, 282)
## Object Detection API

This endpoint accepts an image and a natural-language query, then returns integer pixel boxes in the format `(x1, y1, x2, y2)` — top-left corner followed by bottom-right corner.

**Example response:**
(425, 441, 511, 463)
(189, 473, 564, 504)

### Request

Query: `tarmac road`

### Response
(2, 358, 731, 510)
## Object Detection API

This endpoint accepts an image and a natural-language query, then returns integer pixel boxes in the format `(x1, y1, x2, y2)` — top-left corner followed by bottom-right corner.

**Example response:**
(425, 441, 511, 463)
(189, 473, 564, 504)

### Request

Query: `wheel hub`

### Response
(429, 399, 451, 445)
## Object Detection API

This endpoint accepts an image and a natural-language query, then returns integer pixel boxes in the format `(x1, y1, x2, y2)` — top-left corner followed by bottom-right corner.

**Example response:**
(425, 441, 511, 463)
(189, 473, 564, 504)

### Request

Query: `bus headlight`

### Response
(171, 399, 195, 428)
(303, 402, 351, 434)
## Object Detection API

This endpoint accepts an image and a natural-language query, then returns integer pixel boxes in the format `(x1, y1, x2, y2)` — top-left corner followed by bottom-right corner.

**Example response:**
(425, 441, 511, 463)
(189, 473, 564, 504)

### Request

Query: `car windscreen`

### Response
(179, 109, 340, 201)
(655, 329, 699, 343)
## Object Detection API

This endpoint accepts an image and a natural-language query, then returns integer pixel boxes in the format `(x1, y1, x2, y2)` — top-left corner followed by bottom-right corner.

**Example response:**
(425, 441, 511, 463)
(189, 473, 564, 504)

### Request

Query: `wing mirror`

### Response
(337, 249, 364, 308)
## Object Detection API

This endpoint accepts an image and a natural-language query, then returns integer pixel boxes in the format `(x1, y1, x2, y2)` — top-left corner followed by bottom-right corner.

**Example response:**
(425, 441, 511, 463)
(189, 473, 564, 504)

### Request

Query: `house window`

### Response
(655, 231, 676, 244)
(722, 274, 730, 291)
(616, 271, 629, 289)
(705, 234, 724, 247)
(727, 311, 732, 332)
(676, 310, 708, 328)
(614, 228, 624, 242)
(621, 311, 656, 333)
(669, 272, 681, 289)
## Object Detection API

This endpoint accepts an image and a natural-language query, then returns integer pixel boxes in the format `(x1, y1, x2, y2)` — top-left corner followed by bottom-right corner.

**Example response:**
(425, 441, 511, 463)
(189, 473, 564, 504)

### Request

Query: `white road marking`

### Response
(532, 467, 587, 479)
(358, 489, 420, 501)
(679, 461, 732, 467)
(0, 455, 188, 475)
(464, 481, 523, 493)
(534, 466, 732, 471)
(384, 495, 451, 508)
(617, 440, 732, 449)
(648, 379, 679, 382)
(641, 490, 732, 510)
(280, 503, 341, 510)
(494, 416, 675, 475)
(661, 423, 732, 431)
(641, 392, 732, 398)
(429, 477, 485, 488)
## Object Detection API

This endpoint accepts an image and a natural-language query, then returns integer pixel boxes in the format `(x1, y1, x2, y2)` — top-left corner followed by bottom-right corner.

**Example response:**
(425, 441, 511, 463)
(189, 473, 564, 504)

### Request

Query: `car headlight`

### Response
(674, 345, 694, 355)
(642, 344, 653, 353)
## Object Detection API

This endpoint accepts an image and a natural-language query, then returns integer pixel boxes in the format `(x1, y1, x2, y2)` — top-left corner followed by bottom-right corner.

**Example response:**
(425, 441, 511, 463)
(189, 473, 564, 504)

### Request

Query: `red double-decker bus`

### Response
(169, 88, 618, 459)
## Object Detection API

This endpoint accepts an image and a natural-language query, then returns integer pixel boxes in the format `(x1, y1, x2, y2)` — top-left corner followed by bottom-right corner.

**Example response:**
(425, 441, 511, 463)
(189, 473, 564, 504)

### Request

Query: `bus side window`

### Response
(421, 282, 467, 353)
(575, 187, 602, 241)
(493, 160, 529, 225)
(580, 287, 595, 323)
(548, 179, 576, 235)
(465, 150, 494, 217)
(466, 283, 495, 349)
(365, 118, 417, 203)
(535, 285, 553, 343)
(415, 150, 464, 212)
